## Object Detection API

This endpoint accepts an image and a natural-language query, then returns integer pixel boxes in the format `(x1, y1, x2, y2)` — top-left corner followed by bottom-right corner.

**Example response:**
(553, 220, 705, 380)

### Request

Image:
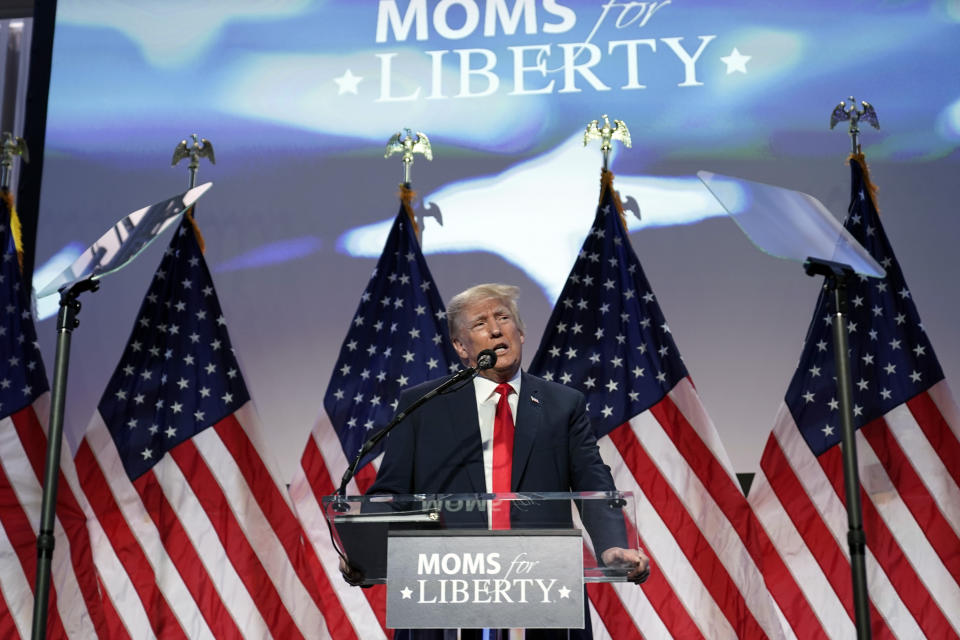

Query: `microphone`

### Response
(336, 348, 499, 496)
(475, 348, 497, 371)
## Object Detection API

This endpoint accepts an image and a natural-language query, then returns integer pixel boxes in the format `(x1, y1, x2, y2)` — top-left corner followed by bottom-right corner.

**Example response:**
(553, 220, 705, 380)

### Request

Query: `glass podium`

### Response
(323, 491, 641, 586)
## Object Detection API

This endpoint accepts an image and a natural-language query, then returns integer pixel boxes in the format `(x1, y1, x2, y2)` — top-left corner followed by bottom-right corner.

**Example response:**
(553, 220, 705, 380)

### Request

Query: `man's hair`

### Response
(446, 283, 525, 339)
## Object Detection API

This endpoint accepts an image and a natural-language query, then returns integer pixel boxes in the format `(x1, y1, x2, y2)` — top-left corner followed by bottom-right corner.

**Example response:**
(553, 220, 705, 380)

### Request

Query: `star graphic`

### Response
(334, 69, 363, 95)
(400, 586, 413, 599)
(721, 48, 751, 74)
(558, 585, 571, 599)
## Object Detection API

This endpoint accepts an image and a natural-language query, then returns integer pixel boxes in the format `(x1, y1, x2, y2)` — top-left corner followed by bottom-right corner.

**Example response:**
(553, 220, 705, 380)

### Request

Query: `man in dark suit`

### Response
(345, 284, 649, 638)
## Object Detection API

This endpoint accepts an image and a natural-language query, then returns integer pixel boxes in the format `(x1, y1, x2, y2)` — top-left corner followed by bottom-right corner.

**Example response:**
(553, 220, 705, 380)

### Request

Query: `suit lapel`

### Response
(511, 371, 543, 490)
(440, 379, 485, 493)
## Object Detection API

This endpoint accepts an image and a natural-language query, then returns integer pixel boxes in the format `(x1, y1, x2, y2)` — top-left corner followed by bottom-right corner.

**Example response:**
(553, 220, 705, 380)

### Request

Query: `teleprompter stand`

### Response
(802, 257, 871, 639)
(30, 275, 98, 640)
(30, 183, 211, 639)
(698, 171, 882, 640)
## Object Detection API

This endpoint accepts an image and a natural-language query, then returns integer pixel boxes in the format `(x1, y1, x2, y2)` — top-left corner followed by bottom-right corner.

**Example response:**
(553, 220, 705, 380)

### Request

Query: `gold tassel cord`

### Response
(600, 168, 629, 231)
(848, 152, 881, 215)
(184, 206, 206, 254)
(398, 184, 421, 243)
(1, 187, 24, 271)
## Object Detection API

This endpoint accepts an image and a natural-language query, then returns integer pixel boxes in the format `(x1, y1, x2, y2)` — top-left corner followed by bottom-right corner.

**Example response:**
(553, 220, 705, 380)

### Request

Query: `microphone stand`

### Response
(337, 364, 478, 497)
(330, 350, 496, 585)
(336, 349, 498, 497)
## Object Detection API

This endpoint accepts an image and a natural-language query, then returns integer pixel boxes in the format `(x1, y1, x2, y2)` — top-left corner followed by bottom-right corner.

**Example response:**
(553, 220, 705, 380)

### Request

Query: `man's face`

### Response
(452, 297, 524, 382)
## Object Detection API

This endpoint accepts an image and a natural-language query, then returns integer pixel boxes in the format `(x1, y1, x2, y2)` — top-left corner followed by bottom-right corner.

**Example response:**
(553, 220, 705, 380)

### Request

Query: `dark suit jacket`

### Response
(368, 371, 623, 552)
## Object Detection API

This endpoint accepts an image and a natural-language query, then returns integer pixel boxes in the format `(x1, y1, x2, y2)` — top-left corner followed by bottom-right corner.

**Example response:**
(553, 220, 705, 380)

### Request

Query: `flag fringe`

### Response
(847, 152, 881, 214)
(600, 169, 629, 231)
(184, 207, 206, 254)
(1, 187, 24, 270)
(398, 183, 421, 243)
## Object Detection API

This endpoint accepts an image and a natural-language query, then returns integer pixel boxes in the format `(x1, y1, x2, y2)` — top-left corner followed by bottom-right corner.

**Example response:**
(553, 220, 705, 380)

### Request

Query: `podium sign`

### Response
(386, 530, 584, 630)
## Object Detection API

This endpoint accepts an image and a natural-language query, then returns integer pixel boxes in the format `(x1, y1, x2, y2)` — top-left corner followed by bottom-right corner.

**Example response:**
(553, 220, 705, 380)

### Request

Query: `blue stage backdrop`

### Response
(33, 0, 959, 479)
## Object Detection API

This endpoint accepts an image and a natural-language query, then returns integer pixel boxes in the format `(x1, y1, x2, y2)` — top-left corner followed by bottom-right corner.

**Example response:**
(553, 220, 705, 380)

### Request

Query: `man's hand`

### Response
(339, 558, 370, 587)
(600, 546, 651, 584)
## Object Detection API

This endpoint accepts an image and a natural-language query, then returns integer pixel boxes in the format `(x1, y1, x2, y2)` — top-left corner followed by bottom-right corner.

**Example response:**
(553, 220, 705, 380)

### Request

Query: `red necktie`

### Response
(491, 383, 515, 530)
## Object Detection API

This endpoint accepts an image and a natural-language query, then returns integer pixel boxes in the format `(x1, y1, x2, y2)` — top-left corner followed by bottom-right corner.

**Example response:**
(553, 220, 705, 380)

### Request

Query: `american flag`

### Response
(529, 171, 789, 639)
(0, 189, 107, 638)
(748, 155, 960, 638)
(73, 212, 328, 638)
(289, 190, 458, 639)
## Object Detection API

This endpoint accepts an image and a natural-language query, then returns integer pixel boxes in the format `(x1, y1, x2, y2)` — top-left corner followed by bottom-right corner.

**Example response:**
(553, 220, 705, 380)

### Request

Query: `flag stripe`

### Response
(86, 514, 152, 639)
(598, 432, 713, 639)
(0, 572, 20, 639)
(297, 438, 357, 635)
(610, 420, 766, 638)
(301, 548, 359, 640)
(862, 416, 960, 581)
(749, 470, 849, 639)
(765, 409, 935, 639)
(0, 414, 74, 639)
(210, 412, 328, 632)
(927, 380, 960, 433)
(885, 401, 960, 545)
(760, 426, 868, 629)
(664, 378, 737, 477)
(0, 418, 42, 568)
(819, 443, 956, 639)
(9, 405, 105, 637)
(168, 438, 304, 639)
(0, 447, 50, 638)
(295, 426, 386, 639)
(134, 462, 247, 639)
(907, 391, 960, 490)
(627, 408, 778, 638)
(576, 492, 666, 640)
(75, 438, 190, 639)
(786, 419, 889, 615)
(602, 551, 680, 640)
(586, 581, 645, 640)
(652, 388, 824, 638)
(297, 433, 381, 639)
(97, 572, 132, 640)
(7, 407, 46, 480)
(805, 422, 930, 640)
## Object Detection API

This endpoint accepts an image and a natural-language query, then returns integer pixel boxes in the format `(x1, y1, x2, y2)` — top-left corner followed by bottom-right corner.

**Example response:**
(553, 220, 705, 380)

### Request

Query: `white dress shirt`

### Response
(471, 369, 521, 494)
